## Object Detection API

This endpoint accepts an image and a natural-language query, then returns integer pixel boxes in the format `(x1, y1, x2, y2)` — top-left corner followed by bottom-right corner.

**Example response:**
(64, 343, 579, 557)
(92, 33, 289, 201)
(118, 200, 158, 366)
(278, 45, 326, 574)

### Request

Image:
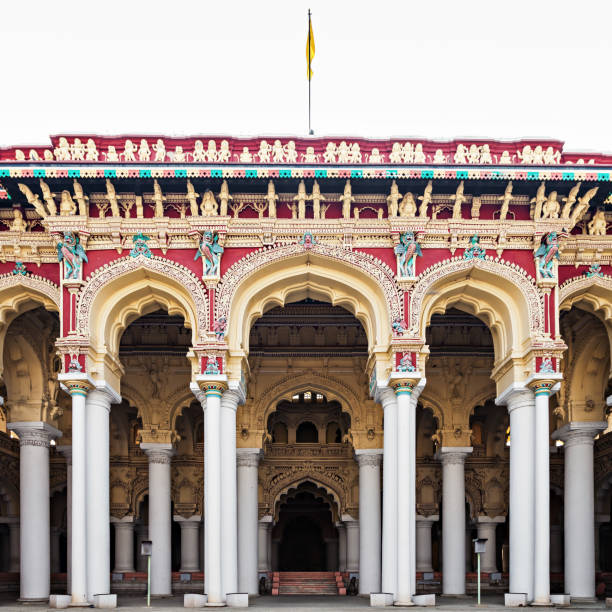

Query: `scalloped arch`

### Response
(559, 274, 612, 321)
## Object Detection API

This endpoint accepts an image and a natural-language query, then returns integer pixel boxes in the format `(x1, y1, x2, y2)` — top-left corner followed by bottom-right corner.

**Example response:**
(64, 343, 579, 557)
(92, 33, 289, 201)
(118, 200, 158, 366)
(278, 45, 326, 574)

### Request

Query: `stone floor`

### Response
(0, 594, 607, 610)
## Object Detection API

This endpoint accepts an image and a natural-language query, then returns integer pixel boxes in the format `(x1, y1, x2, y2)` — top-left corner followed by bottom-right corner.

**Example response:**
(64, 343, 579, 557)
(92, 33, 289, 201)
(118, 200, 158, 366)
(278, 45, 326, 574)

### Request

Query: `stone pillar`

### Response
(355, 449, 382, 594)
(86, 388, 117, 601)
(142, 443, 174, 596)
(497, 387, 535, 600)
(112, 517, 135, 573)
(379, 388, 398, 597)
(345, 519, 359, 573)
(175, 516, 201, 572)
(553, 421, 606, 599)
(135, 524, 148, 572)
(50, 527, 62, 574)
(8, 521, 19, 573)
(257, 517, 272, 571)
(56, 446, 72, 593)
(476, 517, 504, 573)
(439, 447, 472, 595)
(325, 538, 338, 571)
(237, 448, 261, 595)
(415, 515, 438, 572)
(550, 525, 563, 574)
(8, 421, 61, 602)
(336, 523, 347, 572)
(199, 522, 204, 575)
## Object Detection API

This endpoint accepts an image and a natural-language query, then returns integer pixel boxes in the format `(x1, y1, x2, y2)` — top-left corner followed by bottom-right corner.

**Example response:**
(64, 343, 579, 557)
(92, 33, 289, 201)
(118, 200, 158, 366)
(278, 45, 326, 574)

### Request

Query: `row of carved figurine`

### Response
(11, 138, 594, 166)
(12, 178, 602, 229)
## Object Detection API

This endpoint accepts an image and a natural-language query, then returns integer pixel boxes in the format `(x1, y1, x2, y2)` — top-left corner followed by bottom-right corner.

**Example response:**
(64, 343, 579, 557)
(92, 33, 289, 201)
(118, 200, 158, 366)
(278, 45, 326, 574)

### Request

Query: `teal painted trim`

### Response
(204, 389, 222, 398)
(69, 390, 88, 398)
(315, 169, 327, 178)
(533, 389, 550, 397)
(491, 171, 503, 179)
(598, 172, 609, 181)
(140, 169, 151, 178)
(34, 169, 46, 177)
(562, 172, 574, 180)
(395, 388, 413, 396)
(279, 169, 292, 178)
(174, 169, 187, 178)
(104, 169, 116, 178)
(421, 170, 434, 179)
(527, 172, 539, 180)
(386, 169, 397, 177)
(68, 169, 80, 177)
(456, 170, 469, 179)
(0, 170, 10, 177)
(245, 169, 257, 178)
(351, 169, 362, 178)
(211, 169, 223, 178)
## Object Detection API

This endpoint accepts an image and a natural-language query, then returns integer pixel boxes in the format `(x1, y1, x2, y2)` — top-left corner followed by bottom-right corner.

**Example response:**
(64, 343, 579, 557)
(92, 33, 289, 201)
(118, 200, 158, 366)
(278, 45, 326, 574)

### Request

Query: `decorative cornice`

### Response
(236, 448, 262, 468)
(552, 421, 607, 448)
(354, 450, 383, 467)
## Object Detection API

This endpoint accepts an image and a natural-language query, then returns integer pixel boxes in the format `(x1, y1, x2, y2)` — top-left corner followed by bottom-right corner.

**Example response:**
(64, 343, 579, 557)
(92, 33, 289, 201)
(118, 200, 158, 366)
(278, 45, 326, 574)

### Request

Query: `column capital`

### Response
(355, 448, 383, 467)
(388, 372, 422, 396)
(527, 379, 557, 397)
(552, 421, 606, 447)
(111, 515, 136, 524)
(8, 421, 62, 447)
(476, 515, 506, 525)
(141, 442, 174, 463)
(174, 514, 202, 524)
(495, 383, 534, 413)
(236, 447, 262, 468)
(437, 446, 472, 465)
(416, 514, 439, 524)
(195, 373, 228, 397)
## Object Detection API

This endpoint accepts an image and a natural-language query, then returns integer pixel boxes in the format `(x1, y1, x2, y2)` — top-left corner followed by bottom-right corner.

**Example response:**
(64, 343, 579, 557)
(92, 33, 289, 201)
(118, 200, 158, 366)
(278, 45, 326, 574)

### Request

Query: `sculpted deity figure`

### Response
(498, 181, 513, 221)
(349, 143, 362, 163)
(535, 232, 560, 278)
(468, 144, 480, 164)
(272, 140, 285, 163)
(57, 231, 88, 280)
(401, 142, 414, 163)
(294, 180, 308, 219)
(71, 138, 85, 161)
(54, 137, 71, 161)
(323, 142, 337, 163)
(571, 187, 598, 225)
(265, 181, 278, 218)
(311, 180, 325, 219)
(85, 138, 99, 161)
(418, 180, 433, 217)
(285, 141, 298, 163)
(395, 231, 422, 277)
(217, 140, 231, 162)
(153, 139, 166, 162)
(588, 210, 607, 236)
(138, 139, 151, 161)
(543, 146, 560, 164)
(152, 180, 166, 218)
(541, 191, 560, 219)
(337, 141, 350, 163)
(463, 234, 486, 260)
(454, 144, 468, 164)
(517, 145, 534, 164)
(123, 139, 137, 162)
(387, 180, 401, 218)
(218, 180, 232, 216)
(499, 150, 512, 164)
(173, 146, 186, 163)
(532, 145, 544, 164)
(561, 182, 581, 219)
(433, 149, 446, 164)
(369, 148, 383, 163)
(195, 230, 224, 276)
(451, 180, 467, 219)
(186, 180, 200, 216)
(18, 183, 47, 218)
(239, 146, 252, 163)
(398, 192, 417, 218)
(106, 179, 121, 217)
(200, 190, 219, 217)
(398, 353, 416, 372)
(303, 146, 318, 163)
(28, 149, 40, 161)
(106, 145, 119, 162)
(10, 208, 27, 232)
(258, 140, 272, 163)
(59, 191, 77, 215)
(531, 181, 547, 220)
(205, 140, 218, 162)
(389, 142, 402, 163)
(340, 180, 355, 219)
(413, 143, 426, 163)
(40, 180, 58, 216)
(193, 140, 206, 162)
(73, 180, 89, 216)
(480, 144, 493, 164)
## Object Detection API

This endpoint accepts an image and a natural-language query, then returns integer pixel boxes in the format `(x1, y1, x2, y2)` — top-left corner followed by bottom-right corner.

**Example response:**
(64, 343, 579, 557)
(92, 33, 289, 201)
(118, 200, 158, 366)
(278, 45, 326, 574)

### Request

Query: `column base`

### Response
(226, 593, 248, 607)
(49, 595, 72, 609)
(92, 594, 117, 608)
(505, 593, 529, 607)
(184, 594, 207, 607)
(549, 594, 570, 607)
(412, 594, 436, 606)
(370, 593, 393, 607)
(393, 600, 415, 606)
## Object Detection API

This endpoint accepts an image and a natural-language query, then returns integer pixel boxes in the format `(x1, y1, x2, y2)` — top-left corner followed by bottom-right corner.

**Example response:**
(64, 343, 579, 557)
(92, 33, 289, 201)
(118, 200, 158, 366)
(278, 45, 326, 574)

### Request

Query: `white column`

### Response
(8, 521, 19, 573)
(112, 517, 135, 573)
(497, 387, 535, 600)
(50, 527, 62, 574)
(86, 389, 116, 601)
(415, 515, 438, 572)
(175, 516, 201, 572)
(8, 421, 61, 601)
(379, 388, 398, 596)
(439, 446, 471, 595)
(553, 421, 606, 599)
(355, 449, 382, 594)
(142, 443, 173, 596)
(336, 523, 347, 572)
(476, 517, 504, 573)
(56, 446, 72, 593)
(258, 517, 272, 571)
(345, 519, 360, 572)
(237, 448, 261, 595)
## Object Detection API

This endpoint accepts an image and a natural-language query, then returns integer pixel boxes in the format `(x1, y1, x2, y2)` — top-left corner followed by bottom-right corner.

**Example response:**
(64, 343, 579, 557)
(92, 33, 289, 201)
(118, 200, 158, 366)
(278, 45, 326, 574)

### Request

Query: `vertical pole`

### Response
(147, 556, 151, 607)
(477, 552, 481, 606)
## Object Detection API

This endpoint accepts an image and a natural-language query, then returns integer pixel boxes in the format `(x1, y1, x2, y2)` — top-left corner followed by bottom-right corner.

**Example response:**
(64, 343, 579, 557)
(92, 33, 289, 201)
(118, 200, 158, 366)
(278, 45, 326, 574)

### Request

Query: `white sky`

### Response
(1, 0, 611, 152)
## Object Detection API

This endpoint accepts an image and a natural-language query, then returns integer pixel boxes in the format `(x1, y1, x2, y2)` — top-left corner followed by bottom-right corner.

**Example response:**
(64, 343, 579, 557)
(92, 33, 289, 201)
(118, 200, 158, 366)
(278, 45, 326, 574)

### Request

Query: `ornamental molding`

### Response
(559, 274, 612, 310)
(354, 452, 382, 467)
(76, 255, 209, 341)
(0, 272, 60, 312)
(17, 429, 52, 448)
(236, 451, 261, 468)
(409, 256, 544, 338)
(216, 242, 402, 328)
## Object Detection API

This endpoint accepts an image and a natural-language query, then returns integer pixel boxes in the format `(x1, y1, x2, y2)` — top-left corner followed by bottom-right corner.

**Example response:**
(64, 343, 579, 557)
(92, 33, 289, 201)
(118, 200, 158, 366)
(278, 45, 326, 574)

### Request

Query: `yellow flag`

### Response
(306, 18, 315, 80)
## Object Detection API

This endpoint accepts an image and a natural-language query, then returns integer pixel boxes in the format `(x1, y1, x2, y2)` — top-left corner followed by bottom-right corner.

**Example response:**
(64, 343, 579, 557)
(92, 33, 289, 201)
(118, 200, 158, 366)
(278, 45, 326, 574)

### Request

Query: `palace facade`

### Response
(0, 135, 610, 608)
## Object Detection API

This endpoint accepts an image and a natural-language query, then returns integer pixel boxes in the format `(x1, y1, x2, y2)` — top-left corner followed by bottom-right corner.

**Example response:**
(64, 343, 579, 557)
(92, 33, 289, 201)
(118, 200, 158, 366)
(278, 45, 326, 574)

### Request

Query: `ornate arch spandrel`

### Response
(0, 273, 61, 321)
(559, 274, 612, 320)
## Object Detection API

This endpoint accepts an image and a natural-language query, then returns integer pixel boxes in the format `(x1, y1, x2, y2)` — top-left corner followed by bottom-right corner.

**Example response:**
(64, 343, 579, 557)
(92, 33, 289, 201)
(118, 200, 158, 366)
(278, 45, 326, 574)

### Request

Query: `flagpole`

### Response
(308, 9, 313, 135)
